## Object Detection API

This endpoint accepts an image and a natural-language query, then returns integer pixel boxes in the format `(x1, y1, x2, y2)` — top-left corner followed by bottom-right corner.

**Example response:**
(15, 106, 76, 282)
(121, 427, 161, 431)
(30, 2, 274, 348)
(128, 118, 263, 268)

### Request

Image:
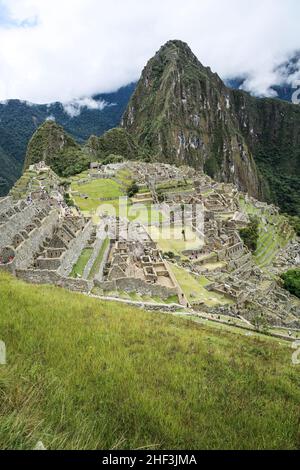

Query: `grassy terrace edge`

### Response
(0, 272, 300, 450)
(88, 237, 109, 280)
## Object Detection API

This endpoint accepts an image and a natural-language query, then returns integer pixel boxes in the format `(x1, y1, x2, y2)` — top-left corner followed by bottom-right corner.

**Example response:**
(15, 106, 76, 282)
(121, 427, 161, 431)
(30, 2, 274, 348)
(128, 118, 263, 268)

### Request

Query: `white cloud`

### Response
(276, 55, 300, 88)
(0, 0, 299, 102)
(62, 97, 111, 118)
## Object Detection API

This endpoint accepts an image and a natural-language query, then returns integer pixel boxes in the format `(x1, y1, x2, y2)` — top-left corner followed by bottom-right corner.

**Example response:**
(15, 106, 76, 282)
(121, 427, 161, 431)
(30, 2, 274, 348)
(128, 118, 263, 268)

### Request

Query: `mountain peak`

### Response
(152, 39, 203, 69)
(160, 39, 191, 52)
(122, 40, 261, 195)
(24, 120, 80, 171)
(122, 40, 300, 214)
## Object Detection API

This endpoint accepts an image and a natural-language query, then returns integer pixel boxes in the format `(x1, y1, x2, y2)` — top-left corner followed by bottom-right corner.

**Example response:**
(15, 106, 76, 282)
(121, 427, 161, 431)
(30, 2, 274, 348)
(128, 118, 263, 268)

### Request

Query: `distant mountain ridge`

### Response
(24, 122, 144, 177)
(0, 83, 136, 196)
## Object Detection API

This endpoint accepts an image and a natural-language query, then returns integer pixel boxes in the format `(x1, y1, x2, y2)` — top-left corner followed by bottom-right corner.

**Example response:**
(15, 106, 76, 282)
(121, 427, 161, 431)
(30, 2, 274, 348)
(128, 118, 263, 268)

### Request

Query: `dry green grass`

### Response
(148, 225, 203, 257)
(88, 238, 109, 280)
(72, 178, 123, 199)
(71, 178, 123, 213)
(70, 248, 93, 278)
(0, 272, 300, 450)
(168, 263, 233, 306)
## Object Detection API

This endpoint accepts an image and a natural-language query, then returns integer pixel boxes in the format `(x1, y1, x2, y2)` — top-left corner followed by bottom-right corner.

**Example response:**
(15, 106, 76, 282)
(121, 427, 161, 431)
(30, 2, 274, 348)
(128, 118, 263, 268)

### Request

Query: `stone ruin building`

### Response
(0, 188, 95, 292)
(1, 160, 299, 325)
(94, 217, 185, 304)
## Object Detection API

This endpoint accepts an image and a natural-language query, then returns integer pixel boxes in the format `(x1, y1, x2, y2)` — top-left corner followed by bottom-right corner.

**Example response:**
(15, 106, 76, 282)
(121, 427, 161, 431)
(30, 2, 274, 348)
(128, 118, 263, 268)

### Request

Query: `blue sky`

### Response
(0, 1, 15, 26)
(0, 0, 299, 103)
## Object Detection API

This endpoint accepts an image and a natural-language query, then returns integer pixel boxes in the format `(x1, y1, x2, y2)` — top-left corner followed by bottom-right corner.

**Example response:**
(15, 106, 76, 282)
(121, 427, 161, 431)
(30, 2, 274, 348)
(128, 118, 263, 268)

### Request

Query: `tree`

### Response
(127, 182, 139, 198)
(239, 216, 259, 252)
(164, 251, 175, 260)
(281, 269, 300, 299)
(64, 193, 75, 207)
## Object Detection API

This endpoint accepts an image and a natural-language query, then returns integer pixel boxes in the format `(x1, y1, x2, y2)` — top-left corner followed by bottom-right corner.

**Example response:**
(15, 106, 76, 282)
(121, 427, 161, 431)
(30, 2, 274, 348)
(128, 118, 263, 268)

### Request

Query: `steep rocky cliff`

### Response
(122, 40, 261, 198)
(231, 91, 300, 215)
(122, 40, 300, 214)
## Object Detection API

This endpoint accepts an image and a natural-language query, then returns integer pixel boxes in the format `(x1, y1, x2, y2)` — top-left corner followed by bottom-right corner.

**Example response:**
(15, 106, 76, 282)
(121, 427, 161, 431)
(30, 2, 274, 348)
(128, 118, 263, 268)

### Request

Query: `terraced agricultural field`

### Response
(9, 171, 40, 200)
(239, 197, 294, 268)
(116, 168, 134, 190)
(156, 180, 194, 192)
(255, 217, 293, 268)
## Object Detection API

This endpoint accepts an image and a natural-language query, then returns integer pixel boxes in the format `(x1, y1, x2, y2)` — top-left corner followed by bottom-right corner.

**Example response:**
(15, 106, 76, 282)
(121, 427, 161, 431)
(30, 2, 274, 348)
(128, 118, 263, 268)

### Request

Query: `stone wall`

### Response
(0, 263, 14, 274)
(90, 174, 111, 180)
(0, 203, 39, 249)
(227, 252, 251, 269)
(76, 179, 90, 186)
(57, 221, 93, 278)
(86, 237, 111, 281)
(16, 269, 92, 293)
(13, 210, 59, 270)
(95, 238, 111, 281)
(36, 258, 62, 270)
(95, 277, 178, 300)
(83, 238, 101, 279)
(225, 242, 244, 259)
(0, 196, 14, 215)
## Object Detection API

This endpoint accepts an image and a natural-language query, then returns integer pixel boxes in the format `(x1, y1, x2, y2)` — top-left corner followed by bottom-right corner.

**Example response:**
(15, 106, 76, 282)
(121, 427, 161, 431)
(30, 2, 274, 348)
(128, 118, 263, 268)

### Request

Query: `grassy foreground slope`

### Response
(0, 272, 300, 450)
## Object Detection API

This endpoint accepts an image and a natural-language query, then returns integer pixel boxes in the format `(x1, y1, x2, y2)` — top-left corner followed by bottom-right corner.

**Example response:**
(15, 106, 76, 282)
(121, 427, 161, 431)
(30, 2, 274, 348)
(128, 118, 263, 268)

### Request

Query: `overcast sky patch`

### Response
(0, 0, 299, 102)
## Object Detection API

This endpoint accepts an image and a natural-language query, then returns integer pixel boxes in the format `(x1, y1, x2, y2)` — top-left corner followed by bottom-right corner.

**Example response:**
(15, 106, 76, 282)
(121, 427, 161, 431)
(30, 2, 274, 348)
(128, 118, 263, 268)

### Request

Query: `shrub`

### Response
(286, 215, 300, 236)
(164, 251, 176, 259)
(127, 182, 139, 198)
(239, 216, 259, 252)
(64, 193, 75, 207)
(281, 269, 300, 299)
